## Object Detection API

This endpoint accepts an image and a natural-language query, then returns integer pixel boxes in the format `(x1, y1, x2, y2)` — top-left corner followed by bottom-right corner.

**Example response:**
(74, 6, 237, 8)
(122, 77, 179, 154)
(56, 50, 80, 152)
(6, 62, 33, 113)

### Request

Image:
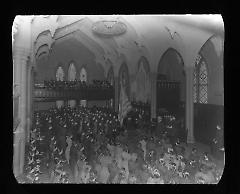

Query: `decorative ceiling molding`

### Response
(53, 18, 85, 39)
(54, 29, 79, 41)
(34, 30, 53, 61)
(35, 44, 49, 58)
(34, 30, 52, 45)
(92, 20, 127, 37)
(165, 26, 176, 40)
(210, 36, 223, 57)
(37, 51, 47, 59)
(49, 16, 58, 38)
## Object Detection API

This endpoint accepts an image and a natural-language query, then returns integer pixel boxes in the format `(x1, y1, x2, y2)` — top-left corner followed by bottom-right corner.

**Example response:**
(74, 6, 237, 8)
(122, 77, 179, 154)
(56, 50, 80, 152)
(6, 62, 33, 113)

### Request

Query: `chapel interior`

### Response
(12, 15, 224, 184)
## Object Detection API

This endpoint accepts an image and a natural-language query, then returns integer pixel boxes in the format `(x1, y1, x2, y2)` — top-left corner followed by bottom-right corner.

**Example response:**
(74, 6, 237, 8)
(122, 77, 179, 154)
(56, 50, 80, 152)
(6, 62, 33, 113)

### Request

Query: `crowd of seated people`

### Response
(91, 80, 112, 89)
(41, 80, 113, 90)
(21, 103, 224, 184)
(26, 105, 172, 182)
(131, 101, 151, 120)
(31, 104, 179, 166)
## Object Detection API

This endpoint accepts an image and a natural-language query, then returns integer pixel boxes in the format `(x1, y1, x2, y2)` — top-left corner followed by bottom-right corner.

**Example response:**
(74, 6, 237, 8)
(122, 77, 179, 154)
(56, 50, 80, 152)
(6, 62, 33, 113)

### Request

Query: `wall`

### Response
(36, 38, 105, 83)
(194, 103, 224, 145)
(34, 37, 106, 110)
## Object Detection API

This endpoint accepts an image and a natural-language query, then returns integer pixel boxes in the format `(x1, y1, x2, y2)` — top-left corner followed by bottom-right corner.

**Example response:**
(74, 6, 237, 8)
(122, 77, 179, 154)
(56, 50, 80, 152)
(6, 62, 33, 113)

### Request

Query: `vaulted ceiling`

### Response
(32, 15, 224, 75)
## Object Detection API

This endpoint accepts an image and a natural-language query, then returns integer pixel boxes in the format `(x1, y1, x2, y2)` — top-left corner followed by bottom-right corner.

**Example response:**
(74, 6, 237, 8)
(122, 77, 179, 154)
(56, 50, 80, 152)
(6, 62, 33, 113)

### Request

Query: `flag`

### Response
(118, 83, 132, 126)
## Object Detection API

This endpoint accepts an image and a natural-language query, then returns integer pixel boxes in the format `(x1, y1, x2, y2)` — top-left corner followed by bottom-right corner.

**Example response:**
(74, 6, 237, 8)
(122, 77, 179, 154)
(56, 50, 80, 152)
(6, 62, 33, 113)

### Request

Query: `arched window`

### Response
(80, 67, 87, 107)
(56, 66, 64, 81)
(68, 62, 76, 81)
(137, 61, 147, 102)
(56, 66, 65, 108)
(80, 67, 87, 82)
(193, 54, 208, 104)
(107, 67, 114, 108)
(68, 62, 76, 107)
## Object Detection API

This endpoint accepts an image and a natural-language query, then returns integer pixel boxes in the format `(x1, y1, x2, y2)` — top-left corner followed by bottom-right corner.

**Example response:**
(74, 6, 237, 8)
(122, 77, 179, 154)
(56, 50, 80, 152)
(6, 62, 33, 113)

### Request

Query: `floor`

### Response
(16, 130, 224, 184)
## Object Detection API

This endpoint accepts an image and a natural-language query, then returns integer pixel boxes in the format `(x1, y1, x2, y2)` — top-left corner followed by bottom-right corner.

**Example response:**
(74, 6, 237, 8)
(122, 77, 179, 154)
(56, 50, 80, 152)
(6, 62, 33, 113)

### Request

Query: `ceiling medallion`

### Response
(92, 20, 127, 37)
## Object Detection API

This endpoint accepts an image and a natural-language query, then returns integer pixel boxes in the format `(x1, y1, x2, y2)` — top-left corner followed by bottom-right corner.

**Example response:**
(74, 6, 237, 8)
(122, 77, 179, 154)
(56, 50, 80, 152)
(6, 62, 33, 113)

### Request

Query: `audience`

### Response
(41, 80, 113, 90)
(24, 101, 223, 184)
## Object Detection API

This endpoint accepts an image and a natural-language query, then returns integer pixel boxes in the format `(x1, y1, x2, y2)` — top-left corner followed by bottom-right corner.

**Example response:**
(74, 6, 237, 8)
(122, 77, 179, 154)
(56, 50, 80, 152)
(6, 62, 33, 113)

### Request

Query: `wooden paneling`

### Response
(194, 103, 224, 145)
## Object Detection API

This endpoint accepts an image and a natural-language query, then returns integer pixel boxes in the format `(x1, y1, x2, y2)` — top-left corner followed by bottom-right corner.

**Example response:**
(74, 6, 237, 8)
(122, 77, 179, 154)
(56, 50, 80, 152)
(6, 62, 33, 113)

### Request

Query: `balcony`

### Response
(34, 81, 114, 102)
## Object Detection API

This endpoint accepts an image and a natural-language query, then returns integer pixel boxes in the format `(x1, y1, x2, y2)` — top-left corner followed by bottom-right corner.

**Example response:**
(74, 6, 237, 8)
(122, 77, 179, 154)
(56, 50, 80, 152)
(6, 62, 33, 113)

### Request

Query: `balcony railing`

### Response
(34, 86, 114, 102)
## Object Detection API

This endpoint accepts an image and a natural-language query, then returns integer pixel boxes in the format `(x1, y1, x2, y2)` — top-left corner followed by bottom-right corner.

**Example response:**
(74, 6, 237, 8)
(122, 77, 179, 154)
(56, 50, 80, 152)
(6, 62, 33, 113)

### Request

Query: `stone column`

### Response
(13, 46, 30, 177)
(150, 72, 157, 119)
(185, 67, 195, 143)
(114, 77, 119, 112)
(26, 64, 33, 143)
(129, 74, 135, 101)
(31, 70, 36, 121)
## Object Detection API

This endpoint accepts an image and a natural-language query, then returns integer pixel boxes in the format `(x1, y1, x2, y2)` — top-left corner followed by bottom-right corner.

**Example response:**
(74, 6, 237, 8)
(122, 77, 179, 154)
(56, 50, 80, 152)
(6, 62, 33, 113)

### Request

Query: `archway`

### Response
(157, 48, 186, 140)
(79, 67, 87, 107)
(118, 62, 130, 111)
(107, 66, 114, 109)
(193, 35, 224, 146)
(135, 56, 151, 103)
(56, 65, 65, 108)
(67, 62, 77, 107)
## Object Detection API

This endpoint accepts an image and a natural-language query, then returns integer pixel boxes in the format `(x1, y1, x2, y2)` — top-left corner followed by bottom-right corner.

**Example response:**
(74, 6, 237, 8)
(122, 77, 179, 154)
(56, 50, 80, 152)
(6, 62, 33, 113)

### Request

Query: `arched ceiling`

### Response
(32, 15, 224, 75)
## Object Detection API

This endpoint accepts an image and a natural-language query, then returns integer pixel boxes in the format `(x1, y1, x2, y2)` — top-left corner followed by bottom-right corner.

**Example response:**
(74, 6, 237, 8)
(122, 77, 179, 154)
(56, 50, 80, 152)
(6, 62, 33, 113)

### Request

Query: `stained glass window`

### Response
(80, 68, 87, 82)
(80, 68, 87, 107)
(68, 63, 76, 107)
(193, 54, 208, 104)
(56, 66, 64, 81)
(56, 66, 64, 108)
(68, 63, 76, 81)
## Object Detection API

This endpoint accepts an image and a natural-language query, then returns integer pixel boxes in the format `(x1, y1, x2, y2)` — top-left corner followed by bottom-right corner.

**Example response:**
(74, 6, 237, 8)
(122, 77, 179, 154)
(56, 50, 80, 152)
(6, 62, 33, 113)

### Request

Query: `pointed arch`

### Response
(157, 47, 186, 102)
(79, 66, 88, 107)
(118, 62, 130, 98)
(56, 65, 64, 81)
(55, 64, 65, 108)
(67, 61, 77, 81)
(137, 56, 150, 73)
(80, 67, 87, 82)
(67, 61, 77, 107)
(135, 56, 151, 103)
(193, 34, 223, 104)
(157, 48, 185, 75)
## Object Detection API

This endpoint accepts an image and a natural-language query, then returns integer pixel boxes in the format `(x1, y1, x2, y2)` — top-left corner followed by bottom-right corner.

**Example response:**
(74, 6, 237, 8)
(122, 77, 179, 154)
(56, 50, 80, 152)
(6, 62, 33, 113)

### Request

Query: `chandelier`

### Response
(92, 20, 127, 37)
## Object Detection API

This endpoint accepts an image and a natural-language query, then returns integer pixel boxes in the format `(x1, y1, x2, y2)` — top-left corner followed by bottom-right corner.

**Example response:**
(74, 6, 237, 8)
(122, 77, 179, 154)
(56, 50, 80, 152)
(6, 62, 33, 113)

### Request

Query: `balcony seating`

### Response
(34, 80, 114, 102)
(39, 80, 112, 90)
